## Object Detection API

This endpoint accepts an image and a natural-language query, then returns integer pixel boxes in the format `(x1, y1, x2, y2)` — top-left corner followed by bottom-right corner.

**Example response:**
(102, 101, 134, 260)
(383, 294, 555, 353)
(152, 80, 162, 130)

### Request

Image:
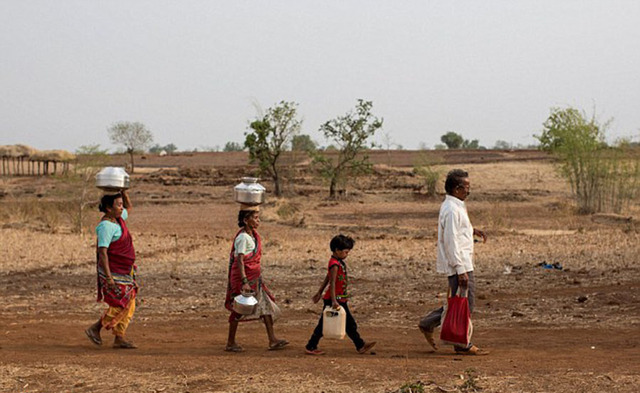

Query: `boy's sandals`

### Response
(85, 328, 102, 346)
(224, 344, 244, 352)
(357, 341, 376, 354)
(268, 339, 289, 351)
(455, 345, 489, 356)
(305, 348, 325, 356)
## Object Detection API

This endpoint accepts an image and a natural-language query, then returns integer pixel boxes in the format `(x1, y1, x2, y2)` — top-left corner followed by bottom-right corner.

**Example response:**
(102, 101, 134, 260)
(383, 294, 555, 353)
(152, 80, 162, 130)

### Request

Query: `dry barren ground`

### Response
(1, 155, 639, 392)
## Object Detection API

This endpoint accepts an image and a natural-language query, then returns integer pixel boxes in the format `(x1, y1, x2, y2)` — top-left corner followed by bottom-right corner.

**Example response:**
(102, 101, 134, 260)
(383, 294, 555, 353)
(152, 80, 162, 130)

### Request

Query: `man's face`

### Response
(452, 178, 470, 201)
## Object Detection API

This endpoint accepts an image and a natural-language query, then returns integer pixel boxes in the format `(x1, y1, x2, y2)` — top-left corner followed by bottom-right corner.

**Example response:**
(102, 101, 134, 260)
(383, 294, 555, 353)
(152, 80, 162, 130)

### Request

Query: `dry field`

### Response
(1, 151, 639, 393)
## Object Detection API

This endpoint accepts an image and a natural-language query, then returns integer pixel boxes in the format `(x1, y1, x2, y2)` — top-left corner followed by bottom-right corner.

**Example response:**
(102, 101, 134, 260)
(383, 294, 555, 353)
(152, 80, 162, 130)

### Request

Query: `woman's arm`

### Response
(328, 265, 339, 309)
(312, 273, 330, 303)
(237, 254, 252, 293)
(98, 247, 116, 289)
(121, 189, 132, 212)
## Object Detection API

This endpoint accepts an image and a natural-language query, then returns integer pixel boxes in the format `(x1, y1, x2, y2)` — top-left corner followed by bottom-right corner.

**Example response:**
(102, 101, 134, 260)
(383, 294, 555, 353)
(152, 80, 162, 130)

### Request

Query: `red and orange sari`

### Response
(96, 217, 138, 333)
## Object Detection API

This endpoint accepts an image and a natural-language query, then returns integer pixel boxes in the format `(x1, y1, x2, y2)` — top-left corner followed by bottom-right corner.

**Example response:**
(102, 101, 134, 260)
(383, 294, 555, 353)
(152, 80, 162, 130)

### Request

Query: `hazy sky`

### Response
(2, 1, 639, 152)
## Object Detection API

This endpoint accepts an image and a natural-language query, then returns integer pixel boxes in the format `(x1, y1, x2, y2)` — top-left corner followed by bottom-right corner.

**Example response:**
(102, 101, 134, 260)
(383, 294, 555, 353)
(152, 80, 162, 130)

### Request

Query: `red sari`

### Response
(96, 216, 137, 308)
(225, 229, 275, 321)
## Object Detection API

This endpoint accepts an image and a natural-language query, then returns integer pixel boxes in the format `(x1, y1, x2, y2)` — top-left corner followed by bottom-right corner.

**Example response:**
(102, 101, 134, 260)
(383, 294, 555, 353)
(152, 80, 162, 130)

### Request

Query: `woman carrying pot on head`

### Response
(224, 206, 288, 352)
(85, 189, 138, 349)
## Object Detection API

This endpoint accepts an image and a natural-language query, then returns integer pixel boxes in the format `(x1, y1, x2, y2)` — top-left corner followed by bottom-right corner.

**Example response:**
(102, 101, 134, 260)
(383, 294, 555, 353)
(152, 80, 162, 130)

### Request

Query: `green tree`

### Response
(223, 141, 244, 152)
(313, 99, 383, 197)
(150, 143, 179, 154)
(291, 134, 317, 152)
(108, 121, 153, 173)
(440, 131, 464, 149)
(244, 101, 302, 197)
(462, 139, 480, 149)
(537, 107, 605, 151)
(536, 106, 640, 213)
(493, 140, 513, 150)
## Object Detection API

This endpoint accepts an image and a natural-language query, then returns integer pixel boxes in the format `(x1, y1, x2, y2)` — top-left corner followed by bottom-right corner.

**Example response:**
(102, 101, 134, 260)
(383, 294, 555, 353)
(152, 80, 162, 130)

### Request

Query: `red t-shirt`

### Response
(322, 257, 349, 303)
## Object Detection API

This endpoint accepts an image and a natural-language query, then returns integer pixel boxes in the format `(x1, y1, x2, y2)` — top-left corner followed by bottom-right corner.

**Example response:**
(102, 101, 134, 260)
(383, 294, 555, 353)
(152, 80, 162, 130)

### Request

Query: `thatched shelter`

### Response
(1, 144, 76, 176)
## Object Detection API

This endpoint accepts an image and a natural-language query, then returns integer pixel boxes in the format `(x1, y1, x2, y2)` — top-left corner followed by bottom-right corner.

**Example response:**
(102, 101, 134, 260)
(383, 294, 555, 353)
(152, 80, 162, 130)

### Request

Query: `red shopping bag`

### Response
(440, 288, 472, 346)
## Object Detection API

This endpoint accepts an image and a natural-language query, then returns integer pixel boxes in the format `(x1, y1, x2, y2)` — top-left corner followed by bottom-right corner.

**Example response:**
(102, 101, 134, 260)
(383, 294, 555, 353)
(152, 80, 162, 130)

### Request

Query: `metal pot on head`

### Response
(234, 177, 265, 206)
(96, 167, 130, 192)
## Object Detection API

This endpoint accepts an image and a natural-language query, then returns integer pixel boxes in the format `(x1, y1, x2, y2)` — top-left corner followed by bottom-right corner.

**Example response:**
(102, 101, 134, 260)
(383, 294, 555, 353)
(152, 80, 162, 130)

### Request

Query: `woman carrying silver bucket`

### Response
(224, 181, 288, 352)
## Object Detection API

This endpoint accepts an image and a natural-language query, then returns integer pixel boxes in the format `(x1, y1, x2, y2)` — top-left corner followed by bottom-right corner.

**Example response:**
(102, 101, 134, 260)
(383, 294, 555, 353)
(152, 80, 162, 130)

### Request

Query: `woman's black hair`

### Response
(330, 234, 355, 252)
(99, 193, 122, 213)
(237, 210, 257, 228)
(444, 169, 469, 195)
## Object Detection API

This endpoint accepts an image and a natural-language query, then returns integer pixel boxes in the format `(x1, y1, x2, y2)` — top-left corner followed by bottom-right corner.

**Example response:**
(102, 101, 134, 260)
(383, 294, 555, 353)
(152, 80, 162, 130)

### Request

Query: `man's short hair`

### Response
(444, 169, 469, 195)
(330, 234, 355, 252)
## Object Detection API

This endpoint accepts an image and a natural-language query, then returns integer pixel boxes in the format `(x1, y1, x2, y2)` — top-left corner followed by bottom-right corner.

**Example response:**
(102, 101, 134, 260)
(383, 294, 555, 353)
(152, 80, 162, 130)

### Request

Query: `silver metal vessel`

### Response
(233, 293, 258, 315)
(234, 177, 265, 205)
(95, 167, 130, 191)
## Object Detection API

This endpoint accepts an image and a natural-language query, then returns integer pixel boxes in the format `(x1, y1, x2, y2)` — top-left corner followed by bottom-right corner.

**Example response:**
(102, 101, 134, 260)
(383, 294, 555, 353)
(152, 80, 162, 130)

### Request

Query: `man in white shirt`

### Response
(419, 169, 488, 355)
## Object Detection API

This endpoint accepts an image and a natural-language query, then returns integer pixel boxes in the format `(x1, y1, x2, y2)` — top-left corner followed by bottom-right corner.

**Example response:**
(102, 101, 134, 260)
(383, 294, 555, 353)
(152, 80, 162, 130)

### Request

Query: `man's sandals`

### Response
(421, 331, 438, 351)
(455, 345, 489, 356)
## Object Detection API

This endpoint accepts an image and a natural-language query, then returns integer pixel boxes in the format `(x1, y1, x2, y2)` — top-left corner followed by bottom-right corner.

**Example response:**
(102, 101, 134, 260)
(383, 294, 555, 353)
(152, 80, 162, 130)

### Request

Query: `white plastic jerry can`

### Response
(322, 306, 346, 340)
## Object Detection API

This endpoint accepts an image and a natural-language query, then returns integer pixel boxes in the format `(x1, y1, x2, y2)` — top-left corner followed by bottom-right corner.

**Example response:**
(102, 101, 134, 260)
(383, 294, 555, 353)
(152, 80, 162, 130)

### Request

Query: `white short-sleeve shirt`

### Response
(234, 232, 256, 256)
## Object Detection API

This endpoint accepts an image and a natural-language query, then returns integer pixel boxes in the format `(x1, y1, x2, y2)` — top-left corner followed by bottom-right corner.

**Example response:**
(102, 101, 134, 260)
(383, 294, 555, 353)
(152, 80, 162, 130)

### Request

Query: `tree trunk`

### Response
(129, 151, 135, 174)
(329, 176, 337, 198)
(273, 172, 281, 197)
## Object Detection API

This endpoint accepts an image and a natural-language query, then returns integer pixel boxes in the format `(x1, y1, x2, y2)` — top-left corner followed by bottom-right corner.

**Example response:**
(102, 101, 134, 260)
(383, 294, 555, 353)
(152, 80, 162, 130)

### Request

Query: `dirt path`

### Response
(1, 313, 639, 392)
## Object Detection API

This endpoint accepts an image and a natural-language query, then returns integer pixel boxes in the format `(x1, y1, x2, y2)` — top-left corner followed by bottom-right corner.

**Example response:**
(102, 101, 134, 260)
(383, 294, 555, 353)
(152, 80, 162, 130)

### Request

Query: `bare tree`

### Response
(108, 121, 153, 173)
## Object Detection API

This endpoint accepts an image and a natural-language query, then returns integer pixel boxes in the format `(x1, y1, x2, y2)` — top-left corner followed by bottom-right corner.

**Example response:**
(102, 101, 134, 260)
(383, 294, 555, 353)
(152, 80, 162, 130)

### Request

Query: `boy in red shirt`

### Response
(305, 234, 376, 355)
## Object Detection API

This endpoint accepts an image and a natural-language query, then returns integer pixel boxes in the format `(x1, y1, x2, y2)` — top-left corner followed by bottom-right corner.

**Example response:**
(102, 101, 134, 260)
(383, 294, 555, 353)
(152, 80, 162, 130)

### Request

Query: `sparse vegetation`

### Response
(245, 101, 302, 197)
(108, 121, 153, 173)
(460, 368, 482, 392)
(392, 380, 426, 393)
(149, 143, 178, 154)
(291, 134, 317, 152)
(1, 150, 639, 392)
(441, 131, 483, 150)
(536, 107, 640, 214)
(413, 152, 443, 196)
(312, 99, 383, 197)
(223, 141, 244, 152)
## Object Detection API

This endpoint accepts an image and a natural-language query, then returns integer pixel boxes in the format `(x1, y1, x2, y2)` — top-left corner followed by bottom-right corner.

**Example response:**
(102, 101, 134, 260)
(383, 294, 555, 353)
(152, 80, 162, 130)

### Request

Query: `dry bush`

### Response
(0, 197, 75, 233)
